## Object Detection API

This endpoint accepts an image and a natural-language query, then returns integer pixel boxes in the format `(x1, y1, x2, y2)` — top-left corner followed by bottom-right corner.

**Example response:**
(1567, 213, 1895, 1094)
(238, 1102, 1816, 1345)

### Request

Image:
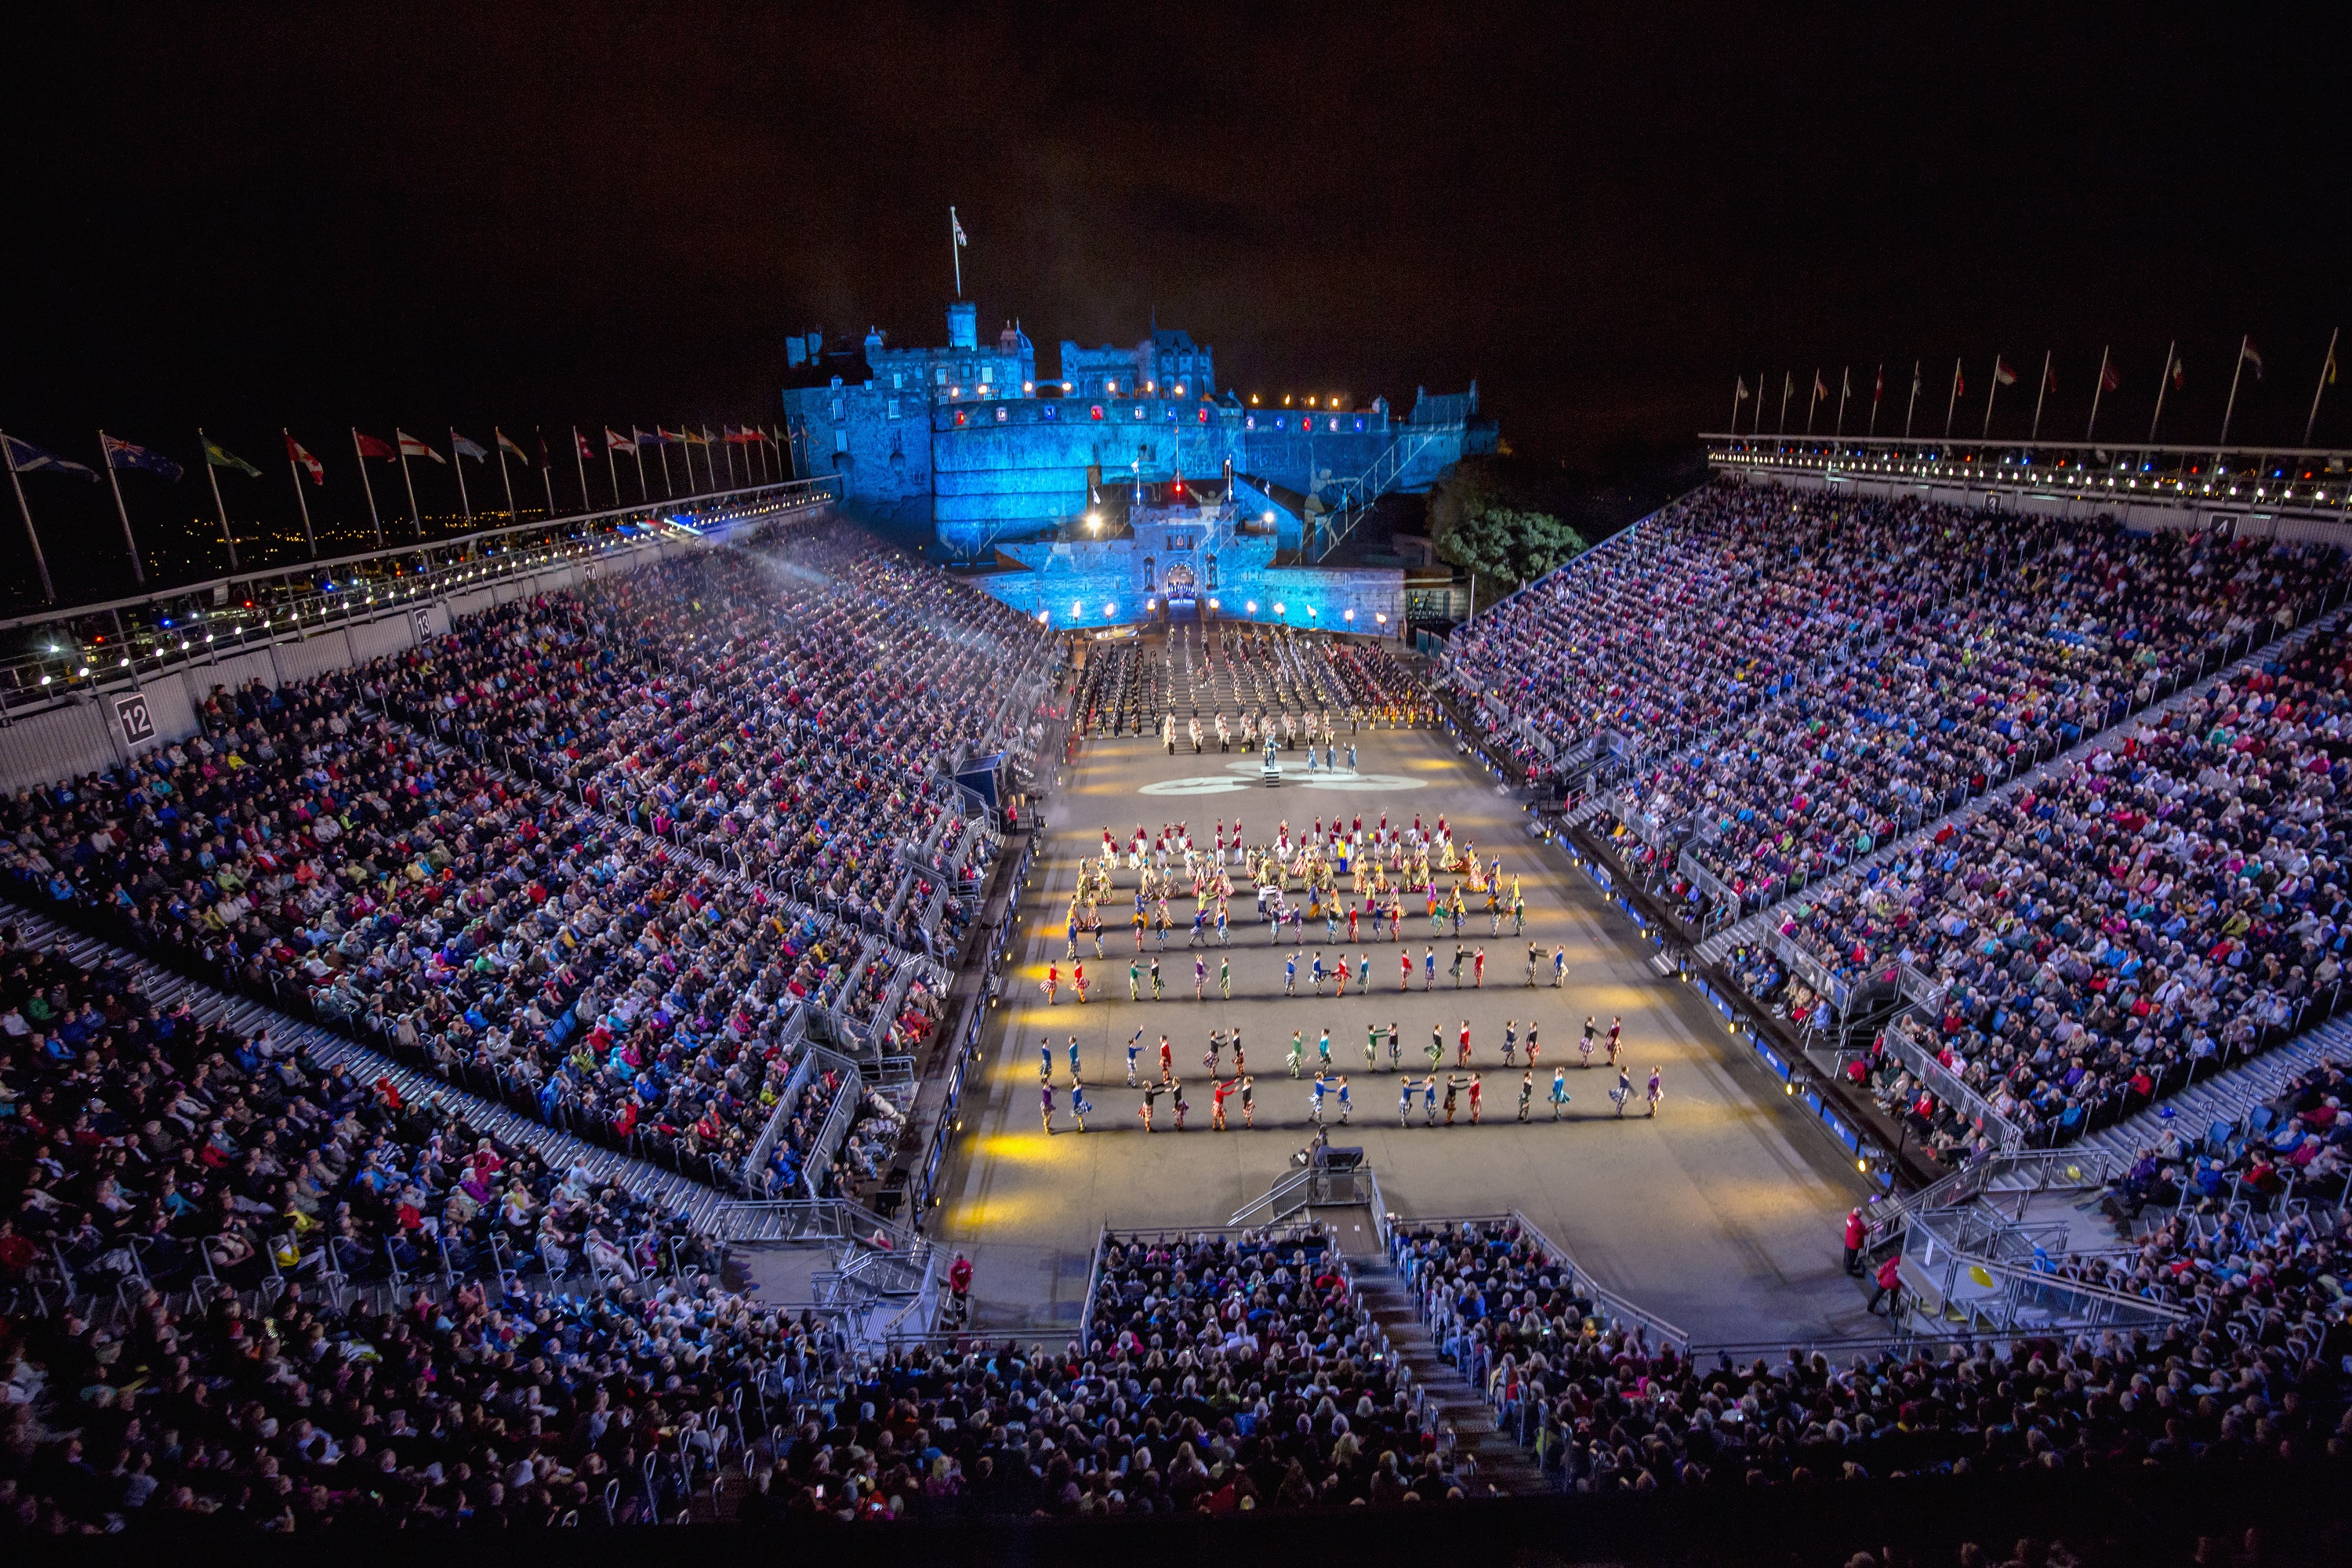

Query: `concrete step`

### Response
(1348, 1259, 1551, 1497)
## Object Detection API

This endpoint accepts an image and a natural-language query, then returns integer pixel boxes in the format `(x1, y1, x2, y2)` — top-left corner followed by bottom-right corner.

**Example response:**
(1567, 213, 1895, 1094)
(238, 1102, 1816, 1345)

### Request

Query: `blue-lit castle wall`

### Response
(974, 499, 1409, 636)
(782, 303, 1495, 562)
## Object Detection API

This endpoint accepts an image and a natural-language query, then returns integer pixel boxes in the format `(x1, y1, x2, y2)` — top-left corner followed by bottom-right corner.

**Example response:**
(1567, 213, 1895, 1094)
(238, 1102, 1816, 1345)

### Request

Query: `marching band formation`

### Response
(1025, 811, 1664, 1134)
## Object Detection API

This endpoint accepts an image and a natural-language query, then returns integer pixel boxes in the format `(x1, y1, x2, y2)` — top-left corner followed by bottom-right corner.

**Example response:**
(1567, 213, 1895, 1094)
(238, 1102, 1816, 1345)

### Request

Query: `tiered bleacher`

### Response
(1388, 1214, 2351, 1490)
(1446, 477, 2349, 1144)
(0, 523, 1053, 1197)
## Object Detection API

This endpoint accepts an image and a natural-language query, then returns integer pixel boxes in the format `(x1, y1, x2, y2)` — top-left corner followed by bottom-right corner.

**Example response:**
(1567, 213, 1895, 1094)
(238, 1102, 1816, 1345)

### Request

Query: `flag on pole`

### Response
(2100, 358, 2122, 393)
(953, 212, 968, 247)
(1910, 366, 1921, 397)
(2242, 339, 2265, 379)
(451, 431, 490, 461)
(102, 434, 183, 481)
(680, 427, 709, 445)
(354, 430, 398, 459)
(1840, 367, 1852, 397)
(2043, 359, 2059, 394)
(1954, 367, 1966, 398)
(396, 430, 445, 463)
(657, 427, 688, 444)
(285, 432, 325, 484)
(1734, 377, 1749, 403)
(201, 435, 262, 477)
(606, 426, 634, 451)
(1992, 357, 2017, 387)
(3, 434, 98, 480)
(1873, 366, 1884, 403)
(577, 430, 597, 459)
(2170, 356, 2187, 389)
(1812, 371, 1828, 401)
(497, 429, 532, 463)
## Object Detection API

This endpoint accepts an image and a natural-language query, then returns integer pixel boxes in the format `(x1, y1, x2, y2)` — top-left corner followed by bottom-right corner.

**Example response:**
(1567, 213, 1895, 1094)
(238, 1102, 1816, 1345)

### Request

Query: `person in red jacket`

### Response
(1868, 1252, 1904, 1316)
(1842, 1207, 1866, 1276)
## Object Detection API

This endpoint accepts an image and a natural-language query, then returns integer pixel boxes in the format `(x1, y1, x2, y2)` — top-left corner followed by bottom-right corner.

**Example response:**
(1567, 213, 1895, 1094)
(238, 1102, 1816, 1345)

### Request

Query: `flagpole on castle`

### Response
(950, 207, 963, 298)
(198, 428, 241, 574)
(0, 432, 56, 603)
(96, 430, 147, 586)
(351, 429, 385, 549)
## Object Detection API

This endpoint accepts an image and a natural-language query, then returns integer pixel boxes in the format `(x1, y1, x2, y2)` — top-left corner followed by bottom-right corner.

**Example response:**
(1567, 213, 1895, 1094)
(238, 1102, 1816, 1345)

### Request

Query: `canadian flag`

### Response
(285, 431, 324, 485)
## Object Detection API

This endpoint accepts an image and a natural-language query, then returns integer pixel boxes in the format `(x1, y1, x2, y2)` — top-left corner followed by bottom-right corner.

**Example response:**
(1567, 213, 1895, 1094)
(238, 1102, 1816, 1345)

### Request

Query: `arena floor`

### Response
(934, 720, 1881, 1346)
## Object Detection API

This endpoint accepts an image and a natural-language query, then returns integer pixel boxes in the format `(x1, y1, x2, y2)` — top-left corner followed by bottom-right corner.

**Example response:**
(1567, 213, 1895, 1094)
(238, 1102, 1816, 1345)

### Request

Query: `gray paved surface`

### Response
(933, 720, 1879, 1345)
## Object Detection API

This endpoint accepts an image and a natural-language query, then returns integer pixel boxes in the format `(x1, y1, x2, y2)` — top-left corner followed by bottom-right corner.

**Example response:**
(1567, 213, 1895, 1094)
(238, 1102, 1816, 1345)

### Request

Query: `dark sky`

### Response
(2, 4, 2346, 604)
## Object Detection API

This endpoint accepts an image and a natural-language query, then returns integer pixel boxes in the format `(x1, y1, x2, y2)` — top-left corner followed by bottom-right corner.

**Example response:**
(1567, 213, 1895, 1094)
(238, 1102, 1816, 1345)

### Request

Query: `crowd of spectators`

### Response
(1777, 623, 2352, 1143)
(0, 520, 1052, 1192)
(1387, 1217, 2352, 1494)
(1445, 483, 2013, 782)
(1642, 522, 2336, 916)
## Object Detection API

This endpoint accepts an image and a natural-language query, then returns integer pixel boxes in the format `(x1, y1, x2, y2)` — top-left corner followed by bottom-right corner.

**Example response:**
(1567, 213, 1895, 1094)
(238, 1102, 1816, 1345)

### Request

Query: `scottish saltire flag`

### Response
(102, 434, 183, 481)
(451, 430, 489, 461)
(2, 434, 97, 480)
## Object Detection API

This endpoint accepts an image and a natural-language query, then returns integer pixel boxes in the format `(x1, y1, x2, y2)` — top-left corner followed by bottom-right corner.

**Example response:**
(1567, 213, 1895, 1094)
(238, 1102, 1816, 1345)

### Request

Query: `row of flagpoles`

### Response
(1731, 331, 2342, 450)
(0, 420, 794, 604)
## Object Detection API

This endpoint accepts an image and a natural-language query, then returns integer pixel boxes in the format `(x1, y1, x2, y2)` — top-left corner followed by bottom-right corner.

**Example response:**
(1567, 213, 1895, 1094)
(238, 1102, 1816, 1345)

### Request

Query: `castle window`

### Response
(935, 367, 946, 385)
(887, 398, 900, 420)
(1163, 405, 1177, 422)
(892, 372, 903, 390)
(1133, 405, 1145, 420)
(830, 397, 844, 420)
(1245, 416, 1256, 430)
(1090, 405, 1103, 421)
(1206, 554, 1218, 590)
(1143, 557, 1155, 590)
(833, 430, 848, 454)
(1198, 406, 1210, 423)
(995, 406, 1008, 422)
(1043, 404, 1058, 420)
(955, 410, 967, 426)
(1353, 416, 1366, 432)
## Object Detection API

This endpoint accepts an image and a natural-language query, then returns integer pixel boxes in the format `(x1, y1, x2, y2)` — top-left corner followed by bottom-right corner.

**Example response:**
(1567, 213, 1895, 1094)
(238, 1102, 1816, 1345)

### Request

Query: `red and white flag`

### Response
(396, 429, 445, 463)
(1992, 357, 2017, 387)
(606, 426, 635, 451)
(354, 430, 398, 460)
(2100, 358, 2122, 393)
(575, 428, 594, 460)
(2242, 339, 2264, 379)
(1872, 366, 1884, 404)
(2170, 355, 2187, 390)
(285, 431, 324, 485)
(2042, 359, 2059, 394)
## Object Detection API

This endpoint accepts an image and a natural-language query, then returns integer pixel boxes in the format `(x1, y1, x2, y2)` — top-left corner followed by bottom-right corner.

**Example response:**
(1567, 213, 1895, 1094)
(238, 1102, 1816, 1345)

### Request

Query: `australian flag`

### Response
(102, 434, 183, 482)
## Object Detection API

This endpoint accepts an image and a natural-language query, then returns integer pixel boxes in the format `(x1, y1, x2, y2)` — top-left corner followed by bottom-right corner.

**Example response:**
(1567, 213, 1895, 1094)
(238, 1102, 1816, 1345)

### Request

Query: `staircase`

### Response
(0, 905, 735, 1229)
(2080, 1013, 2352, 1163)
(1345, 1251, 1551, 1495)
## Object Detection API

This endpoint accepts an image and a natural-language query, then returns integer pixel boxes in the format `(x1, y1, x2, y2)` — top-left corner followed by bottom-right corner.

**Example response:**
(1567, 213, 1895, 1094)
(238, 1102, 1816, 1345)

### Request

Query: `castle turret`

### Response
(946, 299, 978, 350)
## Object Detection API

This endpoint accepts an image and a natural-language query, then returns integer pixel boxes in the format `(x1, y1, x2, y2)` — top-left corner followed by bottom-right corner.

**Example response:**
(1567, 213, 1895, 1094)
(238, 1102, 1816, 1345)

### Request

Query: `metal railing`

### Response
(0, 477, 838, 714)
(1704, 430, 2352, 517)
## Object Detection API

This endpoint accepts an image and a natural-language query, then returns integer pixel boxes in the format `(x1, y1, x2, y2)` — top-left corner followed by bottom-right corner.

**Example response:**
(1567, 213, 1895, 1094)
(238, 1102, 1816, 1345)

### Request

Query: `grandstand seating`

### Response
(1447, 477, 2350, 1144)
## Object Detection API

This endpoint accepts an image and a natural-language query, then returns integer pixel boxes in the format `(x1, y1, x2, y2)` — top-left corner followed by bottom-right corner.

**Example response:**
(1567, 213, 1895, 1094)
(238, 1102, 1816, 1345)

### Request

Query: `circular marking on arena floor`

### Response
(1138, 762, 1427, 797)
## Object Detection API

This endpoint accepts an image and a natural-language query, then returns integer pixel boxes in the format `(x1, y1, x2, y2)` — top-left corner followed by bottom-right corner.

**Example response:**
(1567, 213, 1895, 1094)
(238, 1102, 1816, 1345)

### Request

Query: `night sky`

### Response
(2, 5, 2345, 604)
